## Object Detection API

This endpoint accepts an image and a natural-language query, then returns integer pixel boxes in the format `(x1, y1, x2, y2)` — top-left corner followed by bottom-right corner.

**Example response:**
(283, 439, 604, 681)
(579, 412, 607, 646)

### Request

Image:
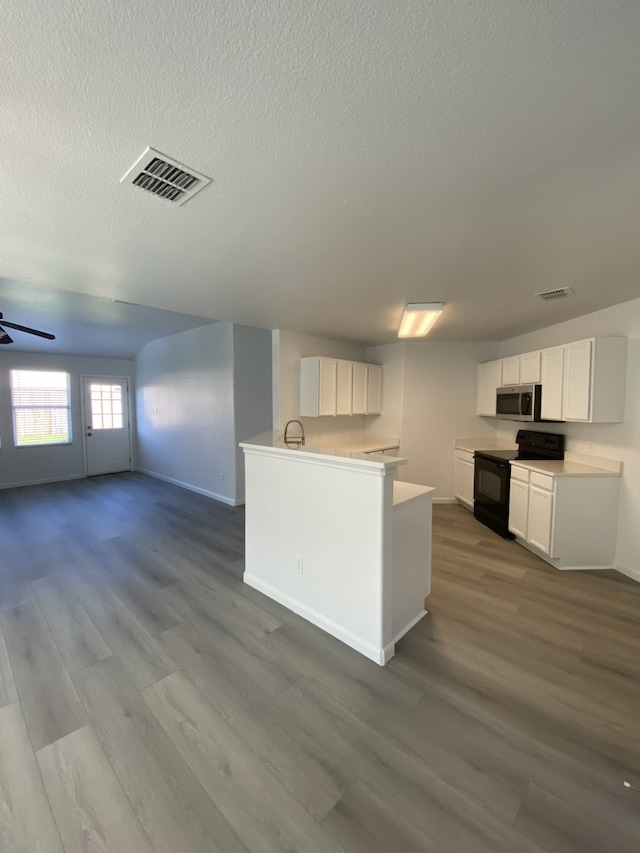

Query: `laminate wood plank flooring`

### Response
(37, 724, 156, 853)
(0, 620, 18, 707)
(1, 601, 88, 751)
(31, 574, 112, 673)
(0, 474, 638, 852)
(73, 656, 248, 853)
(74, 582, 177, 689)
(0, 702, 64, 852)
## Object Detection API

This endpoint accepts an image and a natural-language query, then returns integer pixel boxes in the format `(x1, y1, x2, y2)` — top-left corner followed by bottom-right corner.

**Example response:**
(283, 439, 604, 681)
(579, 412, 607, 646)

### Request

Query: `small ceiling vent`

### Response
(120, 147, 212, 206)
(535, 287, 574, 302)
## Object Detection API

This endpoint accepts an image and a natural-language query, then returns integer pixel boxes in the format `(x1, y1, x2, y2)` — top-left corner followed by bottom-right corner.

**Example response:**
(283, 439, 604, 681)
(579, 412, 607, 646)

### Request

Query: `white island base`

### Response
(240, 434, 433, 665)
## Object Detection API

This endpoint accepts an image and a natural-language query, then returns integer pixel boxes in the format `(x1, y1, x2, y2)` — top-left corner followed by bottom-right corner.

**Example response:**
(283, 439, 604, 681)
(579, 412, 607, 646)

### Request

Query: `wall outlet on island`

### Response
(296, 555, 304, 574)
(219, 472, 225, 481)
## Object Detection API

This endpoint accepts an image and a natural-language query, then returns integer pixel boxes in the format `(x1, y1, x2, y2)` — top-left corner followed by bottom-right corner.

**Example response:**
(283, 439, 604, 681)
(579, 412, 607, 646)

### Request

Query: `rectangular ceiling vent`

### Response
(120, 147, 212, 206)
(535, 287, 574, 302)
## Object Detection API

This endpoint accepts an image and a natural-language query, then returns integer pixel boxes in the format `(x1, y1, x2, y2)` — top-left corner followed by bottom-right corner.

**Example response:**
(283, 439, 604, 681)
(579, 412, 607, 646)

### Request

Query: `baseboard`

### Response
(137, 468, 242, 506)
(433, 497, 457, 504)
(244, 573, 390, 665)
(0, 473, 86, 491)
(391, 609, 428, 646)
(615, 563, 640, 583)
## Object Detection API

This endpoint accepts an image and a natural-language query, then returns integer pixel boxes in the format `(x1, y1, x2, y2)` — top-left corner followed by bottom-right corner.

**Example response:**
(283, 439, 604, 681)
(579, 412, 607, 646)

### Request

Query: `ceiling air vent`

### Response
(120, 147, 212, 206)
(535, 287, 574, 302)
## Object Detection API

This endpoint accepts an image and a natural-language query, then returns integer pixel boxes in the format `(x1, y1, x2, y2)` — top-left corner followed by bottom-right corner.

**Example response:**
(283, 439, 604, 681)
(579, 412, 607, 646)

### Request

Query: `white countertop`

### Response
(393, 481, 435, 506)
(510, 458, 622, 477)
(240, 431, 406, 468)
(454, 438, 518, 453)
(312, 433, 400, 453)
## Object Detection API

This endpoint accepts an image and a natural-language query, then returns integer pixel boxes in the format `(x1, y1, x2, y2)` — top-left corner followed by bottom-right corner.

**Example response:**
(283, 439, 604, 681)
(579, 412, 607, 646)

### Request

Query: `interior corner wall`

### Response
(272, 329, 368, 439)
(0, 351, 134, 489)
(233, 324, 273, 504)
(386, 340, 500, 498)
(496, 296, 640, 577)
(135, 322, 238, 504)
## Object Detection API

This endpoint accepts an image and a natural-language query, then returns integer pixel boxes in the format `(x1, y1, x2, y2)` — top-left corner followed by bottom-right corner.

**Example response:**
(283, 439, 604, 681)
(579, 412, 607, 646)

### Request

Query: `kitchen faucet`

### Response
(283, 419, 305, 447)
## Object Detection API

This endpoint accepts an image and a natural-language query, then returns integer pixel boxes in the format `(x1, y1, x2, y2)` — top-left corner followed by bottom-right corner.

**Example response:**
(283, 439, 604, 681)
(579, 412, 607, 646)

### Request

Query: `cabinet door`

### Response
(520, 351, 541, 384)
(366, 364, 382, 414)
(336, 361, 353, 416)
(540, 347, 564, 421)
(501, 356, 520, 386)
(454, 451, 475, 509)
(527, 485, 554, 554)
(477, 360, 503, 416)
(351, 362, 367, 415)
(318, 359, 337, 416)
(562, 339, 592, 421)
(508, 477, 529, 539)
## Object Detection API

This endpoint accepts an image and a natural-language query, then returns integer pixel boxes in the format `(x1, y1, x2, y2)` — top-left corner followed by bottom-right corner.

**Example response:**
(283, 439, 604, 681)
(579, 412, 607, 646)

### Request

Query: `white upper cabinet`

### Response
(501, 352, 541, 387)
(501, 356, 520, 386)
(562, 337, 627, 423)
(562, 339, 592, 421)
(366, 364, 382, 415)
(351, 362, 368, 415)
(479, 337, 626, 423)
(519, 351, 541, 384)
(300, 357, 382, 417)
(336, 360, 353, 416)
(540, 346, 564, 421)
(477, 360, 503, 416)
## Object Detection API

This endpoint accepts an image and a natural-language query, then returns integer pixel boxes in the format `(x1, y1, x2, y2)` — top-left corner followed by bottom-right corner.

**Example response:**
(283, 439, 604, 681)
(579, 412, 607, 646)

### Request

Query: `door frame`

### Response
(81, 375, 134, 476)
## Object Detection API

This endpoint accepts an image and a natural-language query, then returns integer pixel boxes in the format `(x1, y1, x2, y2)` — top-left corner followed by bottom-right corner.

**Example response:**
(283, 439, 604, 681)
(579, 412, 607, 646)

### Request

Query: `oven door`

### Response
(473, 455, 513, 537)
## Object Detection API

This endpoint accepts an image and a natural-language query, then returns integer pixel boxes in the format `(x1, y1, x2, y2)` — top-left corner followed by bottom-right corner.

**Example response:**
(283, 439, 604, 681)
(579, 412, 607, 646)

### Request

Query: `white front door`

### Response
(83, 376, 132, 476)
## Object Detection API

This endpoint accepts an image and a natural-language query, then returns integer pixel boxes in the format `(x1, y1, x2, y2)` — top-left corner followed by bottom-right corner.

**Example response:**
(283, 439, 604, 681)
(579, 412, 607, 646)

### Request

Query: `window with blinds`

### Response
(10, 370, 72, 447)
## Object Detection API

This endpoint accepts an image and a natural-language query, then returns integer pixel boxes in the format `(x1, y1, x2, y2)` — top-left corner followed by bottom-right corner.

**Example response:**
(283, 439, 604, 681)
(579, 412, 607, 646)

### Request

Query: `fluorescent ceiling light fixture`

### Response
(398, 302, 444, 338)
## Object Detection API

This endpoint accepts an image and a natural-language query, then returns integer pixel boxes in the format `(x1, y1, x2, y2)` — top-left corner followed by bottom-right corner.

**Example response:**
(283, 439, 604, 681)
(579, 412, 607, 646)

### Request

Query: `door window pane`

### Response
(90, 384, 124, 430)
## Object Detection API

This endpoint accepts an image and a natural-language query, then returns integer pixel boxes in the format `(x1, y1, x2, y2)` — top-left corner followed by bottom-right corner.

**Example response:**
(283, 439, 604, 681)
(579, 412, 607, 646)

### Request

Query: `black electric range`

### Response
(473, 430, 564, 538)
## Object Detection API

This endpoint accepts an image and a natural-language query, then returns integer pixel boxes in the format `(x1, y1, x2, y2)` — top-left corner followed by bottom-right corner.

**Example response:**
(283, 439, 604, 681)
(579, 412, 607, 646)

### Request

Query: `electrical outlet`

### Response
(219, 472, 225, 481)
(587, 441, 595, 453)
(296, 555, 304, 574)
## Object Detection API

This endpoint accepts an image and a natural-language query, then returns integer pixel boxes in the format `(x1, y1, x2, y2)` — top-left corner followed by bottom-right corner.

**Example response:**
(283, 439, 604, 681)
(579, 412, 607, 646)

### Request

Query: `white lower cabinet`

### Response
(454, 449, 475, 509)
(509, 465, 620, 569)
(507, 476, 529, 540)
(526, 484, 554, 555)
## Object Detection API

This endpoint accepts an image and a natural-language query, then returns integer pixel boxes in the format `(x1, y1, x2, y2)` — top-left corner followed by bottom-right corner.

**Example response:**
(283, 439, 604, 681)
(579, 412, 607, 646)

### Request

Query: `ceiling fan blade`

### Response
(0, 320, 55, 340)
(0, 325, 14, 344)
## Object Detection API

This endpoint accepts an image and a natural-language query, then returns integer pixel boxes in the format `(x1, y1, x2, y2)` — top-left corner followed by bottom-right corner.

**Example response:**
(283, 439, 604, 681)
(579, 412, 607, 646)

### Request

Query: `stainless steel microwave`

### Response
(495, 384, 542, 421)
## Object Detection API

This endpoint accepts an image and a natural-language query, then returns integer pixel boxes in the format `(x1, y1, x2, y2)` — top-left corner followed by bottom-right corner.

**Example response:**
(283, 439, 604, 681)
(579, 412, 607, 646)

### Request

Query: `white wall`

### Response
(233, 325, 273, 504)
(273, 329, 368, 440)
(389, 341, 500, 497)
(0, 351, 134, 489)
(135, 323, 238, 504)
(364, 343, 406, 440)
(495, 297, 640, 577)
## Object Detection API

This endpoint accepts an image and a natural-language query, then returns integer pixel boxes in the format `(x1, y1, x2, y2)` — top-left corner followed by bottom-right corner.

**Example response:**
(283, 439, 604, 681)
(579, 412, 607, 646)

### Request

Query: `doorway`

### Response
(82, 376, 132, 476)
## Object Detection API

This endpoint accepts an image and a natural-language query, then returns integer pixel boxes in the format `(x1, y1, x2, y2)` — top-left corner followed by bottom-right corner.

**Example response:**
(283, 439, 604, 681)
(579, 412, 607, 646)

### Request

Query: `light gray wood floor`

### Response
(0, 473, 638, 852)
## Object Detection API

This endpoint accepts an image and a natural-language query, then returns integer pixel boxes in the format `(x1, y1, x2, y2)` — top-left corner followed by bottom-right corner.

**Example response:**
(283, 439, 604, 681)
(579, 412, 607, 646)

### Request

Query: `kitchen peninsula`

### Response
(240, 432, 433, 664)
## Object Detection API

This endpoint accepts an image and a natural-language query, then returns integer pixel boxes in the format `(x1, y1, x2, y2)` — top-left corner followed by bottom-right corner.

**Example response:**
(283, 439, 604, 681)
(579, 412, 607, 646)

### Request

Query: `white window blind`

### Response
(10, 370, 72, 447)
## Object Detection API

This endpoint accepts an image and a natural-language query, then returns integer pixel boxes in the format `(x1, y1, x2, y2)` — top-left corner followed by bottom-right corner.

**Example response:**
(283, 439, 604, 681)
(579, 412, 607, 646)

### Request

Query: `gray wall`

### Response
(366, 340, 499, 497)
(0, 351, 134, 489)
(135, 322, 237, 503)
(233, 325, 273, 504)
(135, 322, 272, 506)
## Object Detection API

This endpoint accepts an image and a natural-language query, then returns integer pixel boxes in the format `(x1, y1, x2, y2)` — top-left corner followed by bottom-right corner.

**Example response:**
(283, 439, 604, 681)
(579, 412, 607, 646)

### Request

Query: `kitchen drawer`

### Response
(530, 471, 554, 491)
(510, 465, 530, 483)
(455, 449, 474, 462)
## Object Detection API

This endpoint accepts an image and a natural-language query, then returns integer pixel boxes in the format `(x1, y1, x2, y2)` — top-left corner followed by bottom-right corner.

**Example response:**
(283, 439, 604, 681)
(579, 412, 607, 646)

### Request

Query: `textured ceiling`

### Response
(1, 0, 640, 354)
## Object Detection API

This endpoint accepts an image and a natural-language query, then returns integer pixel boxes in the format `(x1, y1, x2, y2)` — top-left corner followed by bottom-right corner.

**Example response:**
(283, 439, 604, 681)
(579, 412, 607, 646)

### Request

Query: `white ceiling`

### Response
(2, 0, 640, 355)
